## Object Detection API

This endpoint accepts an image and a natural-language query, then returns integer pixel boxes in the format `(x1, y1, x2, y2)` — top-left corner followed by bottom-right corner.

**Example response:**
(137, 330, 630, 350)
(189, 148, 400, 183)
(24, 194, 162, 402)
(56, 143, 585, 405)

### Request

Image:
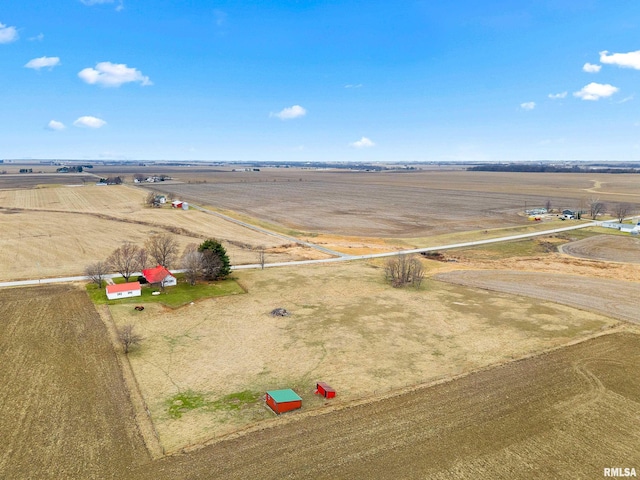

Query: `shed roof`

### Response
(106, 282, 141, 294)
(266, 389, 302, 403)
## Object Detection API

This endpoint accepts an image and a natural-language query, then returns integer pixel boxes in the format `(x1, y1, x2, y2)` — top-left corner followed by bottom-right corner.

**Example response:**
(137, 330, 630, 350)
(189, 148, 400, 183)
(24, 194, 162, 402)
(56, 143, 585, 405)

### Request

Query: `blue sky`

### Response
(2, 1, 640, 162)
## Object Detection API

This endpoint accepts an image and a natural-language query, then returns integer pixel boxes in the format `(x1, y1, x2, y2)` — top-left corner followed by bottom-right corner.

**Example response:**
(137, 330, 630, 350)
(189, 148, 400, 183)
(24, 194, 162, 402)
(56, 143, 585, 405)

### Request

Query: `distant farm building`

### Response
(141, 266, 177, 287)
(265, 389, 302, 415)
(171, 200, 183, 208)
(106, 282, 142, 300)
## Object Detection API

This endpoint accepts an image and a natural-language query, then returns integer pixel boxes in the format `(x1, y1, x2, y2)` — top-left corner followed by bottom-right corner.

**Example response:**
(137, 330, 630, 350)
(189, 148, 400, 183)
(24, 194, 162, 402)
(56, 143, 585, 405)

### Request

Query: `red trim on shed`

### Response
(315, 382, 336, 399)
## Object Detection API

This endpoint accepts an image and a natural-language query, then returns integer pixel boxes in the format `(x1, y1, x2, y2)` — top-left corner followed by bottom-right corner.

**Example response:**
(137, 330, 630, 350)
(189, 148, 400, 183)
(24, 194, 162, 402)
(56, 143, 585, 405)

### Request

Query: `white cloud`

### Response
(548, 92, 567, 99)
(270, 105, 307, 120)
(350, 137, 375, 148)
(345, 84, 363, 89)
(78, 62, 151, 87)
(0, 22, 18, 44)
(213, 9, 227, 26)
(573, 82, 619, 101)
(47, 120, 65, 131)
(80, 0, 124, 9)
(600, 50, 640, 70)
(73, 116, 106, 128)
(583, 62, 601, 73)
(520, 101, 536, 110)
(25, 56, 61, 70)
(29, 33, 44, 42)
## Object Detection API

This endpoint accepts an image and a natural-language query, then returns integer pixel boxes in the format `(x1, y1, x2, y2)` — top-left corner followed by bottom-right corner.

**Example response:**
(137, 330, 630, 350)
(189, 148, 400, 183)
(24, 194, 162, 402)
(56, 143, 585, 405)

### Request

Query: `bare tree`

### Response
(145, 191, 157, 207)
(588, 197, 606, 219)
(181, 243, 203, 286)
(145, 233, 178, 268)
(545, 199, 552, 213)
(118, 323, 143, 354)
(85, 261, 109, 288)
(613, 202, 634, 223)
(107, 242, 146, 282)
(384, 254, 425, 288)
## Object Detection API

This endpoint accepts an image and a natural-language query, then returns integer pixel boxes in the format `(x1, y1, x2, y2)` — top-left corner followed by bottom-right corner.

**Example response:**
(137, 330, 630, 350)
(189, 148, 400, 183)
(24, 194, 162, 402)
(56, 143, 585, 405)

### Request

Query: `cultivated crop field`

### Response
(143, 169, 640, 238)
(106, 261, 617, 452)
(0, 284, 149, 479)
(0, 172, 95, 188)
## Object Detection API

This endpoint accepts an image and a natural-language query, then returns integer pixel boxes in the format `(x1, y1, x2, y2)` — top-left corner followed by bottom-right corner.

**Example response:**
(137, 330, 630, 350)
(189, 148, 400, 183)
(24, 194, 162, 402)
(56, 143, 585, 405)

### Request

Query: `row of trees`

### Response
(85, 234, 230, 287)
(586, 199, 634, 221)
(544, 197, 635, 222)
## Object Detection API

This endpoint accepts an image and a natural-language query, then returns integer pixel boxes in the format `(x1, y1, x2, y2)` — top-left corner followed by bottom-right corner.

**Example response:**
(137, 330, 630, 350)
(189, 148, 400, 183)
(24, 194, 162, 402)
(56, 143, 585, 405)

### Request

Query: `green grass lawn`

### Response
(86, 275, 245, 307)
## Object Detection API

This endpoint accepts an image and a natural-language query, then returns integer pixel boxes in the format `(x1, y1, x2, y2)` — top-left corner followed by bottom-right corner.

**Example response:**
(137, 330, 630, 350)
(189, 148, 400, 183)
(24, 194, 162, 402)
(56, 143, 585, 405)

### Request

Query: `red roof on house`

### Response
(142, 266, 174, 284)
(106, 282, 141, 294)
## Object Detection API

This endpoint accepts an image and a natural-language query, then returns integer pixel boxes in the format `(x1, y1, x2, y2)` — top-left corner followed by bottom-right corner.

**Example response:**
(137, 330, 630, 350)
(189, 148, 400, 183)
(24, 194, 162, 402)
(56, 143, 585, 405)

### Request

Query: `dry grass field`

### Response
(106, 261, 617, 452)
(0, 184, 328, 281)
(0, 284, 149, 479)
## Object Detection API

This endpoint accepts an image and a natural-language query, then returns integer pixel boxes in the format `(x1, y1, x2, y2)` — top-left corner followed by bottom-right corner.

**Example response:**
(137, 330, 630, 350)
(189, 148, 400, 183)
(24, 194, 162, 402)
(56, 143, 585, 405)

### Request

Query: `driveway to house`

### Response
(0, 221, 599, 288)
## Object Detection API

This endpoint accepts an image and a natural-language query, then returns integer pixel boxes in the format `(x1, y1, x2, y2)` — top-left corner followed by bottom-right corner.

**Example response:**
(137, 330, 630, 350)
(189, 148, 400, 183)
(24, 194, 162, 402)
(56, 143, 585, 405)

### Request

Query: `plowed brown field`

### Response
(143, 170, 640, 237)
(0, 285, 149, 479)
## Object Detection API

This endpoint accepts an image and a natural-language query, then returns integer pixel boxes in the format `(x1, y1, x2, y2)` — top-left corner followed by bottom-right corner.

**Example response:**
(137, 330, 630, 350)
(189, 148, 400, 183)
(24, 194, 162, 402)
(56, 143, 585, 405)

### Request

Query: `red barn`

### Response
(265, 389, 302, 415)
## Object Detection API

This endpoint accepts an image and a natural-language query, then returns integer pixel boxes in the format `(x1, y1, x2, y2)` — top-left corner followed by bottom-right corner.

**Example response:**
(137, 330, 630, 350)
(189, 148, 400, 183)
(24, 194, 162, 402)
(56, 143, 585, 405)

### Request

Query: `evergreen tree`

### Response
(198, 239, 231, 280)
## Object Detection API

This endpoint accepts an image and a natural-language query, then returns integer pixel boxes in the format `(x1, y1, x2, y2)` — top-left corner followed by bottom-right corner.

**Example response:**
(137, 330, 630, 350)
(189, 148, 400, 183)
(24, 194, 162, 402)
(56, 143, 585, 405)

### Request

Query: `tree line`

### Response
(85, 234, 230, 288)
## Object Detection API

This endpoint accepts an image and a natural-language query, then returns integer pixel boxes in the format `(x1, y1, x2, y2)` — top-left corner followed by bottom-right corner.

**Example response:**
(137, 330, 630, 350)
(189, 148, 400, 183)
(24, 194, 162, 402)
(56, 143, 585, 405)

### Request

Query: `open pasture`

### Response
(131, 332, 640, 479)
(142, 170, 640, 237)
(0, 284, 149, 479)
(0, 185, 328, 281)
(107, 261, 616, 452)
